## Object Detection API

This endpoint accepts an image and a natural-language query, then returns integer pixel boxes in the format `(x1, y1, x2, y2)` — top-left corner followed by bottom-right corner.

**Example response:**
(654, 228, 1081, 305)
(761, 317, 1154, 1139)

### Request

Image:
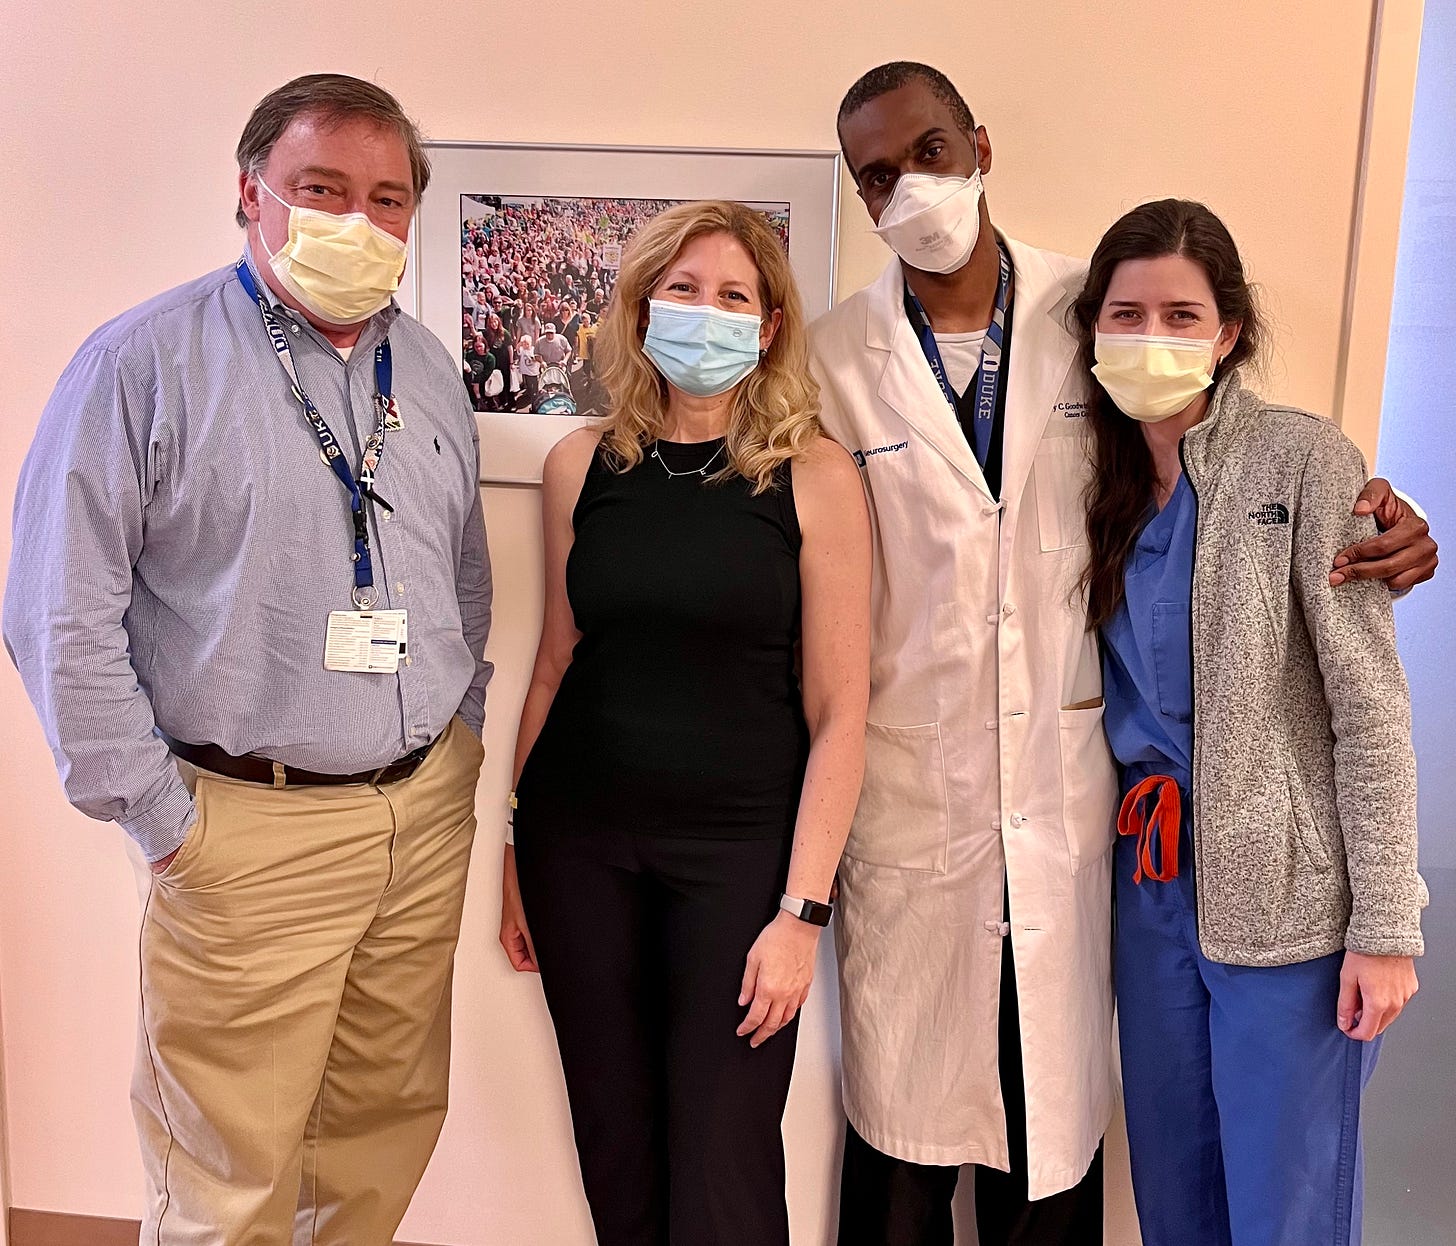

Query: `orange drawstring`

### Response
(1117, 775, 1182, 884)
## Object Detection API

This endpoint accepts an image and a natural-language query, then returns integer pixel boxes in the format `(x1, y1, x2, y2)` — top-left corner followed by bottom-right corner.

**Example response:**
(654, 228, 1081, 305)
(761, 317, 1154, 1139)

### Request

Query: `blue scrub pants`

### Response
(1114, 829, 1380, 1246)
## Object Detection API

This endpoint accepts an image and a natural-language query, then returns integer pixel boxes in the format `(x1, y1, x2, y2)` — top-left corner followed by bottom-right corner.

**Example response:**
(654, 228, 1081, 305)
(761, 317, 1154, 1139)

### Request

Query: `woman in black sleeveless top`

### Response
(500, 201, 871, 1246)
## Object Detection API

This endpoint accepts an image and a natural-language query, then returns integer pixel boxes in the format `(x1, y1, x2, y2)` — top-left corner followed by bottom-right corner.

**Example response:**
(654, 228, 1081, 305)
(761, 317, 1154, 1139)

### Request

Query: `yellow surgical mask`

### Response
(1092, 332, 1219, 422)
(257, 176, 407, 326)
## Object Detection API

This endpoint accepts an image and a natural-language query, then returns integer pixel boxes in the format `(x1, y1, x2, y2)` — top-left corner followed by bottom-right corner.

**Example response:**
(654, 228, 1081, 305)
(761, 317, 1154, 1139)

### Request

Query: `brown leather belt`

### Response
(163, 734, 438, 788)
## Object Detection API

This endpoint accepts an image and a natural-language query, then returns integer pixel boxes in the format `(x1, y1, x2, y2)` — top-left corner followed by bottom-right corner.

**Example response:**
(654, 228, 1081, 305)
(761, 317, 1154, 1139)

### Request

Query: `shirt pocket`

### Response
(1151, 602, 1193, 722)
(843, 721, 949, 873)
(1034, 436, 1091, 553)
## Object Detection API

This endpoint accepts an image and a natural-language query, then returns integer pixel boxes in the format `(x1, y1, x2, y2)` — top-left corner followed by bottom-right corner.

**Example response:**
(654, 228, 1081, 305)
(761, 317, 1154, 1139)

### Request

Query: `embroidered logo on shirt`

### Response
(852, 441, 910, 468)
(1248, 502, 1290, 526)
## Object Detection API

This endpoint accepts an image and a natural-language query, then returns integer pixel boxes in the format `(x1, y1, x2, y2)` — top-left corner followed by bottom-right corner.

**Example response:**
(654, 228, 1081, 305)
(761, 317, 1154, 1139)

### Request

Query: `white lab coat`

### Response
(808, 237, 1118, 1199)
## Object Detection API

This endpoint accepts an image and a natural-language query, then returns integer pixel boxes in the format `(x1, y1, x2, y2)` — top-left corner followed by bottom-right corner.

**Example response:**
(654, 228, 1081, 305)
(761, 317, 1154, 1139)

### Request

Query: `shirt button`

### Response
(289, 324, 301, 335)
(395, 582, 406, 595)
(986, 613, 999, 625)
(991, 817, 1001, 831)
(1003, 603, 1016, 616)
(1010, 813, 1026, 828)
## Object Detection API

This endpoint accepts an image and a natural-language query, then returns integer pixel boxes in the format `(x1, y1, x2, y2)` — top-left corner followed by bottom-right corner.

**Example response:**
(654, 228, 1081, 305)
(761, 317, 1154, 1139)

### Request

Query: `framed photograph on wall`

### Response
(404, 142, 841, 484)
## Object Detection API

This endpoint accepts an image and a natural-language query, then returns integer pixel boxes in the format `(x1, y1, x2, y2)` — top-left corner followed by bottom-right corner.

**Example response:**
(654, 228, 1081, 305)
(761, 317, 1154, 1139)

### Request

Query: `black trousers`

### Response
(838, 928, 1104, 1246)
(515, 827, 799, 1246)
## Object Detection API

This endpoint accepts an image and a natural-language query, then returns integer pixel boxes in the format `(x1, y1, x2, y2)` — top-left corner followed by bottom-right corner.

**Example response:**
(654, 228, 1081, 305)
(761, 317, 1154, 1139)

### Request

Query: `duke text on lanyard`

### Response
(903, 240, 1014, 473)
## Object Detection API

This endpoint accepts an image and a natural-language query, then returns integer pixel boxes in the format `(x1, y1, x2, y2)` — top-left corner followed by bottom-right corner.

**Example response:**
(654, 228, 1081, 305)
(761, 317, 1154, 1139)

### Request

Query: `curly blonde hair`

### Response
(593, 200, 821, 494)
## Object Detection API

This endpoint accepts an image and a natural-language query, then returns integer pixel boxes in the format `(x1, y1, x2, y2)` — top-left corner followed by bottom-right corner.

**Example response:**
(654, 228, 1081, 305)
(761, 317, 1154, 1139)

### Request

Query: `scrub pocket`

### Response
(1151, 601, 1193, 722)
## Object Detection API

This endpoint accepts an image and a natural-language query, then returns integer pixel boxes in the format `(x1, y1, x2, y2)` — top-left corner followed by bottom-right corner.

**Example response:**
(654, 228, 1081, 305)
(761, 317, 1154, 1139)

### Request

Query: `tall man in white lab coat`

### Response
(810, 61, 1439, 1246)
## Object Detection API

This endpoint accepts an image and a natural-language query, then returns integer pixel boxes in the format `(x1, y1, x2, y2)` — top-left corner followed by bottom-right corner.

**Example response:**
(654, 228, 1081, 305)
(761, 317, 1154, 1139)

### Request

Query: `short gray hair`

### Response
(234, 73, 431, 227)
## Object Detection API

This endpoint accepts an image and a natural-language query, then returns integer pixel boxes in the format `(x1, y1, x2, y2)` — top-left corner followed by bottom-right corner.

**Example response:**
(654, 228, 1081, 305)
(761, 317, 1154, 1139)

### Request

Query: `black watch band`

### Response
(780, 893, 833, 927)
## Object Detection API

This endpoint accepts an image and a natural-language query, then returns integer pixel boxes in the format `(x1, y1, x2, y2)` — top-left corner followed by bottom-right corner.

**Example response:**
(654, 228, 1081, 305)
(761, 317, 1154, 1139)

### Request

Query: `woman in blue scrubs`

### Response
(1068, 200, 1427, 1246)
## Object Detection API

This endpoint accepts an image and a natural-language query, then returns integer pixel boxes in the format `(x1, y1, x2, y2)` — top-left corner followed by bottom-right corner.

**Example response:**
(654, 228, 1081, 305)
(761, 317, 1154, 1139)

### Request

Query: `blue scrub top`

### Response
(1100, 473, 1197, 797)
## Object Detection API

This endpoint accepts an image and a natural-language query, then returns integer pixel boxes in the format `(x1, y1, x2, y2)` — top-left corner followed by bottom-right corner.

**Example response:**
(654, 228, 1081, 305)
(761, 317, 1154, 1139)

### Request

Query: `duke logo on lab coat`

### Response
(808, 237, 1118, 1199)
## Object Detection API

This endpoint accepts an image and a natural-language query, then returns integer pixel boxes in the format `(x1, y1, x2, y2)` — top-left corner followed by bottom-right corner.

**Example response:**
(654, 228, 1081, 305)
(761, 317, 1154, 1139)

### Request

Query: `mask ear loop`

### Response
(253, 174, 292, 261)
(1211, 330, 1231, 376)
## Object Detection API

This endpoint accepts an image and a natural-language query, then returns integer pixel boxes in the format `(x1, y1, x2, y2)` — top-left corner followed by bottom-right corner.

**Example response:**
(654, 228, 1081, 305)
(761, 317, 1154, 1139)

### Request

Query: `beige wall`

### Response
(0, 2, 1403, 1243)
(0, 970, 9, 1246)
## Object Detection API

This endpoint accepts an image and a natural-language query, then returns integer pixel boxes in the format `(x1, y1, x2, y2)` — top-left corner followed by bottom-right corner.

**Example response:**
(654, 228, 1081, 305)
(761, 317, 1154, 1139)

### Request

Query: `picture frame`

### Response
(403, 141, 842, 484)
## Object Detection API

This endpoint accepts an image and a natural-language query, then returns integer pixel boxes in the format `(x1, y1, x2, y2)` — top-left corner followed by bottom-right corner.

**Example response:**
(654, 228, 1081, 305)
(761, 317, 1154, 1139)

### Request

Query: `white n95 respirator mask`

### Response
(871, 171, 985, 275)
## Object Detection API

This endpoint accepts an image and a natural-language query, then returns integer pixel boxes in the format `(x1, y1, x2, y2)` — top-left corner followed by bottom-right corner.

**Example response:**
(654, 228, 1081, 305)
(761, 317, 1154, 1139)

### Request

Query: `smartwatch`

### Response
(780, 893, 834, 927)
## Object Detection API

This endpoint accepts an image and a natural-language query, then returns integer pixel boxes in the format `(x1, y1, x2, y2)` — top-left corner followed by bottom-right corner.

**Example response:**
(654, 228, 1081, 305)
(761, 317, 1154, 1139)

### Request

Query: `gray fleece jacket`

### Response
(1178, 372, 1425, 967)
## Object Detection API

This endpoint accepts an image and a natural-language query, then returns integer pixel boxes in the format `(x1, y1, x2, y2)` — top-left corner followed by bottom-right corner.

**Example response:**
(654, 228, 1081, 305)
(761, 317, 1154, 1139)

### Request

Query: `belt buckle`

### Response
(372, 737, 434, 787)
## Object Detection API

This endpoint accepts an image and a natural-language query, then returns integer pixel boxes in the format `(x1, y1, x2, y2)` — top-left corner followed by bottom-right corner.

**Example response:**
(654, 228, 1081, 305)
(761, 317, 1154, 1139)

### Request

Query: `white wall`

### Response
(1377, 0, 1456, 873)
(0, 2, 1404, 1243)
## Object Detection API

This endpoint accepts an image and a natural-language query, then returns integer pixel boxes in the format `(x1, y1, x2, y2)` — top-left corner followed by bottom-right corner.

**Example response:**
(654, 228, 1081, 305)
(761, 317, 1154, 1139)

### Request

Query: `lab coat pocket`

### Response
(844, 721, 949, 873)
(1058, 704, 1118, 875)
(1034, 436, 1092, 553)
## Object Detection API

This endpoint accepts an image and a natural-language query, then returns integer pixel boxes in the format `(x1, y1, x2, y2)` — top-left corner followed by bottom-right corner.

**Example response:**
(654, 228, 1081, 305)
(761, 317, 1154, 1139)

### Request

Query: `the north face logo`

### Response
(1249, 502, 1290, 525)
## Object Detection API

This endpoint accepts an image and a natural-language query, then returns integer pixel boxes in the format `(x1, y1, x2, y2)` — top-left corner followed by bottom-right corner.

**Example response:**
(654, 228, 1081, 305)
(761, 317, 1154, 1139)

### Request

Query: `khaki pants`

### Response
(130, 718, 484, 1246)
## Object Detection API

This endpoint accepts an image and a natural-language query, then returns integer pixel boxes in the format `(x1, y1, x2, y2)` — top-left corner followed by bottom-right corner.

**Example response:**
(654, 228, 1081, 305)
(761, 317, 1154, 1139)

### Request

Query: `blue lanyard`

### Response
(235, 258, 394, 607)
(904, 240, 1013, 470)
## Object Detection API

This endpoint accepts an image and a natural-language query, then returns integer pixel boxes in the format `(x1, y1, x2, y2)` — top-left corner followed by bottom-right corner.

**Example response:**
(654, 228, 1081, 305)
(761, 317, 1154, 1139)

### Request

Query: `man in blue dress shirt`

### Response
(3, 74, 492, 1245)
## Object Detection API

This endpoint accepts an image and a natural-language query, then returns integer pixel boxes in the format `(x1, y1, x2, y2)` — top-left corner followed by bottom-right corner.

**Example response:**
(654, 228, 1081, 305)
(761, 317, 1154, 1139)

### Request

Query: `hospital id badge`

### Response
(324, 609, 408, 673)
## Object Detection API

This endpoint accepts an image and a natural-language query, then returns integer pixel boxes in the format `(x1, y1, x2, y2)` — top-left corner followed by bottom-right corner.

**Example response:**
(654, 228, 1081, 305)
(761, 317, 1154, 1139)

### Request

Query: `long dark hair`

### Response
(1070, 199, 1264, 629)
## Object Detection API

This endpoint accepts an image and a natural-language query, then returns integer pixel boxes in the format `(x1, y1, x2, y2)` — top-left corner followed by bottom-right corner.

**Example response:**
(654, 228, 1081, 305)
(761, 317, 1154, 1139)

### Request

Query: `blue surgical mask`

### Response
(642, 299, 763, 397)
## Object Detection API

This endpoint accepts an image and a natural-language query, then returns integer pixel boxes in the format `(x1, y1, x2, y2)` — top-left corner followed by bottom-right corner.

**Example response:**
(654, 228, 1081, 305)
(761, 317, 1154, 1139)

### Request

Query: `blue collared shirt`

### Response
(1100, 473, 1196, 798)
(4, 250, 493, 861)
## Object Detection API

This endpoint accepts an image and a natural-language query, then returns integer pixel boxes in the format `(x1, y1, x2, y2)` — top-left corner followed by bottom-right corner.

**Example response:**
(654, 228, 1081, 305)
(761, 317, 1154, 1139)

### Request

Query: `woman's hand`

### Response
(737, 911, 820, 1048)
(1337, 950, 1418, 1040)
(499, 845, 539, 973)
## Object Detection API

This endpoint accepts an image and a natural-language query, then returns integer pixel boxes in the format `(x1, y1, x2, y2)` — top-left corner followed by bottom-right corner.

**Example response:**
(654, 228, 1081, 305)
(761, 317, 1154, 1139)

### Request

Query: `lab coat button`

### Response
(1003, 603, 1016, 616)
(986, 613, 999, 625)
(1010, 813, 1026, 828)
(984, 719, 997, 730)
(991, 817, 1001, 831)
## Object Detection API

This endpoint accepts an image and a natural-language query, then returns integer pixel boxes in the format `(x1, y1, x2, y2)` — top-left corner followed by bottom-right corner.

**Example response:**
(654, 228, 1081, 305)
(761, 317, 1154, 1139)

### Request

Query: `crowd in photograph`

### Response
(460, 196, 675, 413)
(460, 195, 790, 414)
